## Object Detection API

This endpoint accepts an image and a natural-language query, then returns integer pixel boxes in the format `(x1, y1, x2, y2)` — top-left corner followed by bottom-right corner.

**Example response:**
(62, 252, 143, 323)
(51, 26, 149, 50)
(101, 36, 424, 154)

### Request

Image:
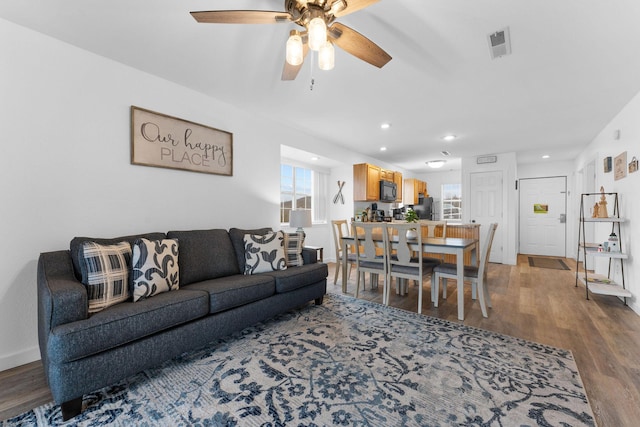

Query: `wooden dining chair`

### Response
(331, 219, 357, 285)
(432, 223, 498, 318)
(420, 220, 448, 263)
(351, 222, 386, 299)
(383, 223, 440, 313)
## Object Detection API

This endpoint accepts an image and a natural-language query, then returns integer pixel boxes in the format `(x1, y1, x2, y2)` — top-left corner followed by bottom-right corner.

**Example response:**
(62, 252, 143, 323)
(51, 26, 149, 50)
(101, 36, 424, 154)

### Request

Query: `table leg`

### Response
(457, 248, 465, 320)
(341, 240, 348, 293)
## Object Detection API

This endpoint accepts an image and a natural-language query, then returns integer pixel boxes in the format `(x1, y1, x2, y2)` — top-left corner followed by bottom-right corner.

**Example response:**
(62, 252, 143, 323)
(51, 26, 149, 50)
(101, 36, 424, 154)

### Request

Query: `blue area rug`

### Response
(2, 293, 594, 426)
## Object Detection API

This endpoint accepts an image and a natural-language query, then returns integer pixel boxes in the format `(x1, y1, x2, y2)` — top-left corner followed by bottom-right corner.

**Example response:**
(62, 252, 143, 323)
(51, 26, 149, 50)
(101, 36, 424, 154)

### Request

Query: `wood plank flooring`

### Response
(1, 254, 639, 426)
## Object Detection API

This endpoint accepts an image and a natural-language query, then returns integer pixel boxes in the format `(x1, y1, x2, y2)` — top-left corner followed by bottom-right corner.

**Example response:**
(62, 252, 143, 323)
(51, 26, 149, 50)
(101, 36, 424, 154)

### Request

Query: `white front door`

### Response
(470, 171, 503, 263)
(519, 176, 567, 257)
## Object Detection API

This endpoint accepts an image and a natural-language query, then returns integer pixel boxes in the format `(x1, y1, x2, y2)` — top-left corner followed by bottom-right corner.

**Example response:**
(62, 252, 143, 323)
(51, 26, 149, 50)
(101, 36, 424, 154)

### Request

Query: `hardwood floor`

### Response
(1, 254, 639, 425)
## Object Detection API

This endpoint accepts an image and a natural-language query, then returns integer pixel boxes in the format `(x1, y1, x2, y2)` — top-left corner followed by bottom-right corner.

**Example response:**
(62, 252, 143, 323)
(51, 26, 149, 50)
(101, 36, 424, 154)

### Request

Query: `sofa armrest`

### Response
(302, 247, 318, 265)
(38, 251, 88, 343)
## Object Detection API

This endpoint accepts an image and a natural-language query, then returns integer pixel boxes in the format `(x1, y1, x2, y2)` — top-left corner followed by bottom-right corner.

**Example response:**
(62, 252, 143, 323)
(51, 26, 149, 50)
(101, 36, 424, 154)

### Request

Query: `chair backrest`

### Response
(351, 222, 381, 263)
(331, 219, 349, 259)
(384, 223, 422, 266)
(478, 223, 498, 278)
(419, 220, 447, 238)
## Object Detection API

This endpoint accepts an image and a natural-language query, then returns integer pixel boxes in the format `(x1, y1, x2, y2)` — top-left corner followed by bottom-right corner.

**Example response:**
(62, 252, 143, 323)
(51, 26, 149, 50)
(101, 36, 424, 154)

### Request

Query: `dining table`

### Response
(341, 228, 478, 320)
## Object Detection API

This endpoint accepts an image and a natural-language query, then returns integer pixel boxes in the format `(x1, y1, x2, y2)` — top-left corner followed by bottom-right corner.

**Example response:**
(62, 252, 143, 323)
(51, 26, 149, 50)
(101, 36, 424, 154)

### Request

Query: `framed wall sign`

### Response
(614, 151, 627, 181)
(131, 106, 233, 176)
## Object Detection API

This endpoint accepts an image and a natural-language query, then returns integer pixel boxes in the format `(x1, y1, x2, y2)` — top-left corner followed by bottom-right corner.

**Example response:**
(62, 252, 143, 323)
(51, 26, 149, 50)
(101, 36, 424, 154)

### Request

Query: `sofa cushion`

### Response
(47, 289, 209, 363)
(166, 229, 239, 286)
(183, 274, 275, 314)
(70, 232, 166, 281)
(229, 227, 272, 273)
(263, 263, 329, 293)
(79, 241, 132, 314)
(283, 231, 304, 267)
(132, 238, 179, 302)
(244, 231, 287, 274)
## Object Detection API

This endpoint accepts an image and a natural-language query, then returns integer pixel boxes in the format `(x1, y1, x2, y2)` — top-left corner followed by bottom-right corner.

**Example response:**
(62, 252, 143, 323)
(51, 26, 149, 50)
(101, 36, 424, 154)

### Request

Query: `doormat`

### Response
(528, 256, 570, 270)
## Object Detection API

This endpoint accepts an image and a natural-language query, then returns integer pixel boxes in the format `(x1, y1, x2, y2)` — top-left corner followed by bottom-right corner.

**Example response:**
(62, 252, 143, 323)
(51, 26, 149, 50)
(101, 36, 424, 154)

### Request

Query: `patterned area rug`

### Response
(528, 256, 571, 270)
(2, 294, 594, 426)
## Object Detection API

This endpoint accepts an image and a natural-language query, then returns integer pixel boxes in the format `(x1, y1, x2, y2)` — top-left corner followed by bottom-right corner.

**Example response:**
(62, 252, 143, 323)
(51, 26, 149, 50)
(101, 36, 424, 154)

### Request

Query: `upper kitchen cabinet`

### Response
(353, 163, 402, 202)
(394, 171, 403, 200)
(404, 178, 428, 205)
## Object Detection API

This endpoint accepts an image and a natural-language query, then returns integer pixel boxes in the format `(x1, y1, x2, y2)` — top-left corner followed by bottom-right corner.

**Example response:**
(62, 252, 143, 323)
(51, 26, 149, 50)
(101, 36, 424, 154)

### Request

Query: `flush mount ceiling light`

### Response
(442, 135, 457, 142)
(190, 1, 392, 81)
(380, 123, 391, 130)
(426, 160, 446, 168)
(542, 155, 550, 159)
(380, 147, 387, 151)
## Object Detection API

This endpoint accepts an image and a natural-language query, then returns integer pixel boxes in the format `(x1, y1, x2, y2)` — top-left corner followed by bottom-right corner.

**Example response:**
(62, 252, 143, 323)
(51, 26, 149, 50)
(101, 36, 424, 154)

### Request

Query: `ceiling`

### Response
(3, 0, 640, 172)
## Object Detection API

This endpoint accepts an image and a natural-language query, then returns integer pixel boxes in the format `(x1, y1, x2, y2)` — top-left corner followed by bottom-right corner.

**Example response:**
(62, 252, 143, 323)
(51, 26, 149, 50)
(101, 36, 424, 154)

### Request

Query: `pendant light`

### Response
(308, 17, 327, 51)
(318, 41, 335, 70)
(285, 30, 303, 66)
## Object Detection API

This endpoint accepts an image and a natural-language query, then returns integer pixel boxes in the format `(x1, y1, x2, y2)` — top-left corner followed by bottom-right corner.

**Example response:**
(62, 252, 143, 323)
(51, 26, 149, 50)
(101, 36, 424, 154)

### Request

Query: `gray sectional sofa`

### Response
(37, 227, 327, 420)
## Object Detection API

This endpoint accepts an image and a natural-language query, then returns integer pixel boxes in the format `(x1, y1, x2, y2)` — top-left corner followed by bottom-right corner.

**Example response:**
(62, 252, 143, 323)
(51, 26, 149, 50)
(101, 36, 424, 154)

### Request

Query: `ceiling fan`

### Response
(190, 0, 392, 80)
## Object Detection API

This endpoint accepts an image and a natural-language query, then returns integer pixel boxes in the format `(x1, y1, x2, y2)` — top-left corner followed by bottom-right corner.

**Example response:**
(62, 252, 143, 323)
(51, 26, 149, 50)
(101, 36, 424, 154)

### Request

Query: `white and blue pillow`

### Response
(131, 238, 179, 302)
(243, 231, 287, 274)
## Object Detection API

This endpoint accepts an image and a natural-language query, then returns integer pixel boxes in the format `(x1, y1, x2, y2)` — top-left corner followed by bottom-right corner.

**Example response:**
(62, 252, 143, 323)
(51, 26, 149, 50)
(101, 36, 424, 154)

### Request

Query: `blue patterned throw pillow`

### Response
(80, 241, 131, 314)
(132, 238, 179, 302)
(283, 231, 304, 267)
(243, 231, 287, 274)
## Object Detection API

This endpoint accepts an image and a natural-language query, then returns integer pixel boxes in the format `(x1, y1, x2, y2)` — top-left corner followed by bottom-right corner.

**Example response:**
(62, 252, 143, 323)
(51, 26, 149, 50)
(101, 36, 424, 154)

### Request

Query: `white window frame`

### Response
(441, 183, 462, 221)
(280, 160, 328, 225)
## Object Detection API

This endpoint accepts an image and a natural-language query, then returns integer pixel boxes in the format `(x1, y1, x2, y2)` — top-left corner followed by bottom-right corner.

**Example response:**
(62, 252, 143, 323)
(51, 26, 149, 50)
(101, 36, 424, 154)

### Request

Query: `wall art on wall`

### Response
(614, 151, 627, 181)
(131, 106, 233, 176)
(603, 156, 612, 173)
(629, 156, 638, 173)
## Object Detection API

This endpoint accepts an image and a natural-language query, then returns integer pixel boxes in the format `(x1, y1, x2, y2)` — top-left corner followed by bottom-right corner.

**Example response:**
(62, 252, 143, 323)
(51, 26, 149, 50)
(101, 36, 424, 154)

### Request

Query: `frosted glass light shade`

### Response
(308, 17, 326, 51)
(286, 33, 304, 66)
(318, 41, 335, 70)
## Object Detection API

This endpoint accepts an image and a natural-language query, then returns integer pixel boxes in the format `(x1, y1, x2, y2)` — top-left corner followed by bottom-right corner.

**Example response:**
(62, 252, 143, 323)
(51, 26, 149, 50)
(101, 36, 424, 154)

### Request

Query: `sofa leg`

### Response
(315, 296, 324, 305)
(61, 397, 82, 421)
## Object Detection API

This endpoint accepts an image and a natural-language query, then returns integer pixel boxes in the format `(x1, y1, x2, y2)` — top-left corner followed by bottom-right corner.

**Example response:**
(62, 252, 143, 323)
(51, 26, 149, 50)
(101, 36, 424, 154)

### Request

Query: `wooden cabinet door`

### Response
(394, 172, 403, 201)
(366, 164, 381, 200)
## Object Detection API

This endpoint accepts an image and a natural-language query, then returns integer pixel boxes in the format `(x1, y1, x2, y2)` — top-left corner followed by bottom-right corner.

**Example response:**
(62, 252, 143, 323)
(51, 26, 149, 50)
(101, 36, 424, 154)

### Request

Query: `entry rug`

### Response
(2, 294, 594, 426)
(528, 256, 571, 270)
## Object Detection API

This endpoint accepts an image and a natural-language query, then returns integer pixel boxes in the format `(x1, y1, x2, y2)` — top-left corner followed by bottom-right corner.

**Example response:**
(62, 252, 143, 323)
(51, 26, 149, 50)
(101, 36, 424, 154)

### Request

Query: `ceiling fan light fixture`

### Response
(427, 160, 446, 168)
(318, 41, 335, 70)
(329, 0, 348, 15)
(286, 30, 304, 66)
(308, 17, 327, 51)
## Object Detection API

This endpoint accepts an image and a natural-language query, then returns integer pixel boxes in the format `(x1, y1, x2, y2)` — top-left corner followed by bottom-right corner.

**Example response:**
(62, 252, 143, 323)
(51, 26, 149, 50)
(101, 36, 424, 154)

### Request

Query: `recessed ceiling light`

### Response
(380, 147, 387, 151)
(426, 160, 446, 168)
(442, 135, 457, 142)
(311, 156, 319, 161)
(380, 123, 391, 130)
(542, 155, 550, 159)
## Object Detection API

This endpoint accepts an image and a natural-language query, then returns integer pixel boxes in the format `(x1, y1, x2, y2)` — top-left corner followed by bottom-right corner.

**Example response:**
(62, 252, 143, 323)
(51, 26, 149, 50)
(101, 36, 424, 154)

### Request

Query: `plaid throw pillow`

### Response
(283, 231, 304, 267)
(243, 231, 287, 274)
(132, 238, 179, 302)
(80, 241, 131, 314)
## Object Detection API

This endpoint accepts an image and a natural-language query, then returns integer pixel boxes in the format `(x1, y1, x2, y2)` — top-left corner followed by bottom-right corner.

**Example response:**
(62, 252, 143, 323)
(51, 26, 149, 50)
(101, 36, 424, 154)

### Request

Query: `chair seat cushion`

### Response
(358, 260, 385, 270)
(48, 289, 209, 363)
(183, 274, 275, 314)
(263, 263, 328, 293)
(434, 262, 479, 278)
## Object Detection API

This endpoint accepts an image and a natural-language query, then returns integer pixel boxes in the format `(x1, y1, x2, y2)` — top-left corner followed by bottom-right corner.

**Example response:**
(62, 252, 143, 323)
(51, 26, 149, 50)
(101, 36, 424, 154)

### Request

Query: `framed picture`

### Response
(614, 151, 627, 181)
(603, 156, 612, 173)
(131, 106, 233, 176)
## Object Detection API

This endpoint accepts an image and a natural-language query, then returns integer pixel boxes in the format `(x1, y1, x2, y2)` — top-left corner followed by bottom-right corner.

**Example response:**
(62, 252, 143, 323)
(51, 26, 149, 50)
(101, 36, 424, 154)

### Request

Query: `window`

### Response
(280, 164, 327, 224)
(441, 183, 462, 221)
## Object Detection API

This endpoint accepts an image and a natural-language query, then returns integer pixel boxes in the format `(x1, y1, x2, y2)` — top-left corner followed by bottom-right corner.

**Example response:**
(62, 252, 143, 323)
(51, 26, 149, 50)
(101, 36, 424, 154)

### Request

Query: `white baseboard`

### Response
(0, 346, 41, 372)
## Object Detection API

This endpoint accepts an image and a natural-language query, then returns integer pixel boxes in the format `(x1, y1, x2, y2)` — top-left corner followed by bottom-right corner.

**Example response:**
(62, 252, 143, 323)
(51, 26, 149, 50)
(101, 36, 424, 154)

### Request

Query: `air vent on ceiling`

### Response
(440, 150, 451, 156)
(488, 27, 511, 59)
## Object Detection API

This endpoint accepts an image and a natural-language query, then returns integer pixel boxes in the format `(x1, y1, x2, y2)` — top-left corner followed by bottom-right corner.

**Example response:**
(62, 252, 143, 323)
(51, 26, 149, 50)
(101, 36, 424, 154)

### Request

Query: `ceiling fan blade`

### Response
(190, 10, 292, 24)
(333, 0, 380, 18)
(328, 22, 391, 68)
(282, 41, 310, 81)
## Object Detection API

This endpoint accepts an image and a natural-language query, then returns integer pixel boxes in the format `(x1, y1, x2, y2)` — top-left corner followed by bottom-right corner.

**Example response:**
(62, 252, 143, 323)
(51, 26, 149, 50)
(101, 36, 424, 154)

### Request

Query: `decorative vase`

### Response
(406, 229, 418, 240)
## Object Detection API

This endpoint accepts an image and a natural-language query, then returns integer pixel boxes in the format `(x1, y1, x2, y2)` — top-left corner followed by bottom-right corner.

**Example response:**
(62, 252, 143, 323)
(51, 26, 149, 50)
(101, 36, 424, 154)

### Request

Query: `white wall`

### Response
(0, 19, 353, 370)
(574, 92, 640, 315)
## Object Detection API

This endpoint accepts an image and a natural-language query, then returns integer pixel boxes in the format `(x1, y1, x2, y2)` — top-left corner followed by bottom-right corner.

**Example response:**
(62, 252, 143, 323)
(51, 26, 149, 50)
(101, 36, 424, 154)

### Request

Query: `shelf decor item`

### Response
(597, 186, 609, 218)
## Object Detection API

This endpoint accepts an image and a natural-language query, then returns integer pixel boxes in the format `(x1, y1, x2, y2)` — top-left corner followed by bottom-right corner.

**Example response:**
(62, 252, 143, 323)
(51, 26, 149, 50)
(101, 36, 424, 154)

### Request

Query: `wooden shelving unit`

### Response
(575, 192, 630, 301)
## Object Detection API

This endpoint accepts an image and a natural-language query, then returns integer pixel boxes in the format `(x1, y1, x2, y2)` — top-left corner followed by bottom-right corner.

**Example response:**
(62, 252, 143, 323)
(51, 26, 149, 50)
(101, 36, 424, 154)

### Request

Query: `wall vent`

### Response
(488, 27, 511, 59)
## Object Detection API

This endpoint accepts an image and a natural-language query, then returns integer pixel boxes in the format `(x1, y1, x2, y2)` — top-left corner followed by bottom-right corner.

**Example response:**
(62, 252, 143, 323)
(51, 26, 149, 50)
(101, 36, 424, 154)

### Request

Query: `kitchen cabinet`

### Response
(403, 178, 428, 205)
(353, 163, 402, 202)
(394, 172, 403, 200)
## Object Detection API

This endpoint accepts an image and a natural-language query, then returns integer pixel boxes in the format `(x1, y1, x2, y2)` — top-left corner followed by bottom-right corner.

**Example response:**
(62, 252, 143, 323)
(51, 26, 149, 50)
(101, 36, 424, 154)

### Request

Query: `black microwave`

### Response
(379, 180, 397, 202)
